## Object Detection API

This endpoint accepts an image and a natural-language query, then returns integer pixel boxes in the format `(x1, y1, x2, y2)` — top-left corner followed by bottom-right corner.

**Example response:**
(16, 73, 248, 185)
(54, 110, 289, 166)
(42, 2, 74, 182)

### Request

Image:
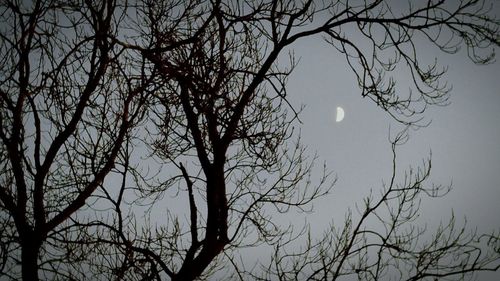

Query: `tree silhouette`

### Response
(0, 0, 152, 279)
(0, 0, 499, 280)
(255, 130, 500, 280)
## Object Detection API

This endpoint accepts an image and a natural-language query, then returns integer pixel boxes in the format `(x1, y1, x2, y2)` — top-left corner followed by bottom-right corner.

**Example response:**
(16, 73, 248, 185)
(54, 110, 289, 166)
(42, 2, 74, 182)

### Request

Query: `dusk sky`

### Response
(1, 1, 498, 280)
(289, 33, 500, 228)
(280, 5, 500, 279)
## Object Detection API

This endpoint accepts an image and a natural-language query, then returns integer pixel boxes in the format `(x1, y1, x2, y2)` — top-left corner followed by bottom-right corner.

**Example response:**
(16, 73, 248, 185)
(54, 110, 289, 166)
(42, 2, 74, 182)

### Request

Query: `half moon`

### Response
(336, 106, 345, 122)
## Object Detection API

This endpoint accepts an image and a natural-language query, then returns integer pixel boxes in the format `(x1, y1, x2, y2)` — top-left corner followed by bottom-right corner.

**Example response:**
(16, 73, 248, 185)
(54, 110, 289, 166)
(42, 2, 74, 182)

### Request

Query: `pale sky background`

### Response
(90, 2, 499, 279)
(2, 1, 499, 280)
(112, 2, 500, 279)
(281, 7, 500, 279)
(289, 34, 500, 230)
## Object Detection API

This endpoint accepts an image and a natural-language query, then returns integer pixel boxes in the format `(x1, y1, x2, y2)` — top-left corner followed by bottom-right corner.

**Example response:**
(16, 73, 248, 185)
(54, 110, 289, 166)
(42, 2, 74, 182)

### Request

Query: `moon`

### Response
(335, 106, 345, 122)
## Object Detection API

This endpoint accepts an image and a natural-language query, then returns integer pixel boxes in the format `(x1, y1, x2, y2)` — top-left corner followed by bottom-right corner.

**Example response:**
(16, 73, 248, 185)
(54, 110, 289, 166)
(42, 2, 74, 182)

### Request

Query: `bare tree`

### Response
(0, 0, 152, 280)
(1, 0, 499, 280)
(88, 0, 499, 280)
(257, 129, 500, 280)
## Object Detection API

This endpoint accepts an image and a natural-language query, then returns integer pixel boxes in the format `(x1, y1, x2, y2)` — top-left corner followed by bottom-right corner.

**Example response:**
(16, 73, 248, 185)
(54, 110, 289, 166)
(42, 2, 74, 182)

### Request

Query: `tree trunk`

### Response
(21, 237, 41, 281)
(171, 241, 225, 281)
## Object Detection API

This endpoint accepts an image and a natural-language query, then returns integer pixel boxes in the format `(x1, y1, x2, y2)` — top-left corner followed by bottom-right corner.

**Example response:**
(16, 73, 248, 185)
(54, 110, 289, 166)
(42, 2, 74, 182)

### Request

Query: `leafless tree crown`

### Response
(0, 0, 499, 280)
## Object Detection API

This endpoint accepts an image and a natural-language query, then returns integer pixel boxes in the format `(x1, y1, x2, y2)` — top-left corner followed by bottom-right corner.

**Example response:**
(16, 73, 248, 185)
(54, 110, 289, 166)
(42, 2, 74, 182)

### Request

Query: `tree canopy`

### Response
(0, 0, 499, 280)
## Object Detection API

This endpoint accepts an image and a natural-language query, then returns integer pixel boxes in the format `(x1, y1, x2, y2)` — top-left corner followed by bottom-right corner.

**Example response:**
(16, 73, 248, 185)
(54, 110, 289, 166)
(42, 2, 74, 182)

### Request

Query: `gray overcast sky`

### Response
(1, 1, 498, 280)
(281, 8, 500, 279)
(120, 2, 500, 279)
(142, 2, 500, 279)
(289, 35, 500, 223)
